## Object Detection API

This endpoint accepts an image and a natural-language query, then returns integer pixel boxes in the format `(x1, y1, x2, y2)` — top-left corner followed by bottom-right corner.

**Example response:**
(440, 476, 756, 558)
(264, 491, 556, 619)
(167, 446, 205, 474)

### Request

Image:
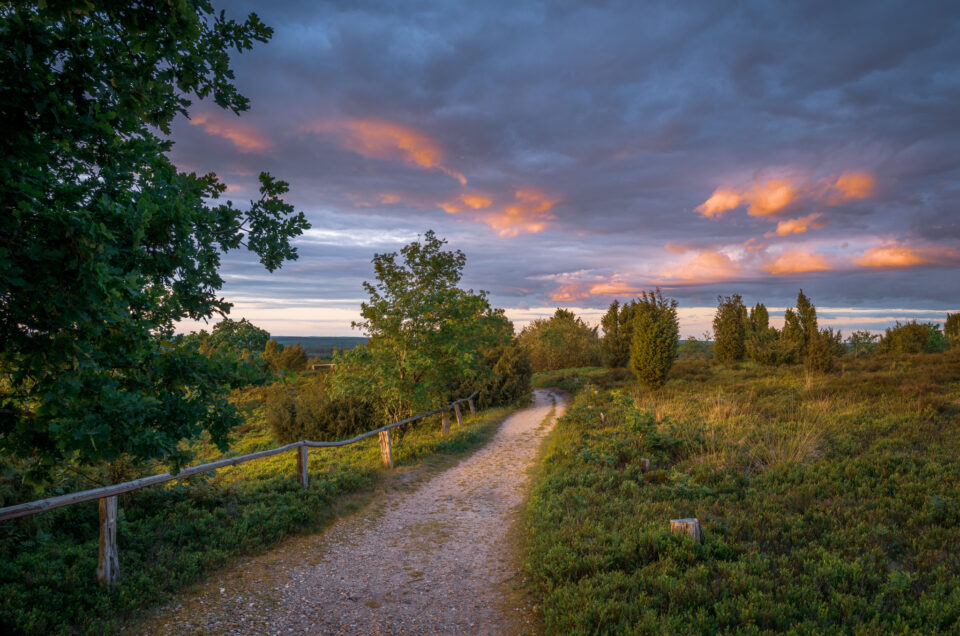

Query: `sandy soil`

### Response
(133, 389, 566, 635)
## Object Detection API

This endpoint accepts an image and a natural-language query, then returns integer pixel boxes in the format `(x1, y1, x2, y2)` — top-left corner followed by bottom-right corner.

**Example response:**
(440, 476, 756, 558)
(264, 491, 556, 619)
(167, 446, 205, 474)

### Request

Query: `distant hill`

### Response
(273, 336, 367, 359)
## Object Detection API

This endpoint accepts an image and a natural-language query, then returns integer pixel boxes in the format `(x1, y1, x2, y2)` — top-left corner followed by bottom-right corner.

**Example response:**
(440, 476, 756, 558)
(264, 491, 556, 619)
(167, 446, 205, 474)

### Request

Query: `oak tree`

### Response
(1, 2, 309, 472)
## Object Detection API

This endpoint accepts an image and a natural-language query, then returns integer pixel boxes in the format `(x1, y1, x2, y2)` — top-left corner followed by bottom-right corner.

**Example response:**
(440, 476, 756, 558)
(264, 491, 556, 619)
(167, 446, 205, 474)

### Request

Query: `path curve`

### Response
(139, 389, 566, 635)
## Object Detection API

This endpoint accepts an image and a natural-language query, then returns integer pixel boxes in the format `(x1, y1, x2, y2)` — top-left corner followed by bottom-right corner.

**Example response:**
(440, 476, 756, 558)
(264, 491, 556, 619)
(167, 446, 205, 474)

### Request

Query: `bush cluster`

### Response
(262, 376, 378, 443)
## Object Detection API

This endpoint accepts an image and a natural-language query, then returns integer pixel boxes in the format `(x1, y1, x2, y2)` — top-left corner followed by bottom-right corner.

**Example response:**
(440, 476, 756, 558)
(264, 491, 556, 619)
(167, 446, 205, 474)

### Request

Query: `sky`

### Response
(172, 0, 960, 338)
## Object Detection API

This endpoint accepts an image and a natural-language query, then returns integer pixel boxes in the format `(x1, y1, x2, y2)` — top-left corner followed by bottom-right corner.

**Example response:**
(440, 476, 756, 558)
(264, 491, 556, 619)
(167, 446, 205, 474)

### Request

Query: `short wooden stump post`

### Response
(467, 398, 476, 415)
(296, 444, 309, 489)
(453, 403, 463, 427)
(378, 430, 393, 468)
(670, 518, 702, 542)
(97, 496, 120, 586)
(441, 410, 451, 436)
(639, 458, 650, 473)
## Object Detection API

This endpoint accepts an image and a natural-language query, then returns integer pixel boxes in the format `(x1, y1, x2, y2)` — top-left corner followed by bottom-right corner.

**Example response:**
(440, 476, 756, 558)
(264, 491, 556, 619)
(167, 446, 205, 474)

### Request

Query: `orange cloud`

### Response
(190, 112, 269, 152)
(550, 283, 591, 302)
(830, 172, 876, 202)
(461, 194, 492, 209)
(696, 171, 877, 219)
(312, 118, 466, 184)
(854, 245, 959, 268)
(775, 212, 827, 236)
(747, 179, 798, 216)
(696, 188, 742, 218)
(763, 250, 832, 274)
(589, 274, 642, 296)
(664, 243, 695, 254)
(659, 250, 742, 284)
(440, 193, 493, 214)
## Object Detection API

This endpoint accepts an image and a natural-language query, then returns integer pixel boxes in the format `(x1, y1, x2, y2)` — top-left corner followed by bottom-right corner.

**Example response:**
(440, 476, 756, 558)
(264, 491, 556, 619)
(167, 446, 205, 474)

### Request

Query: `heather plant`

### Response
(629, 289, 679, 388)
(712, 294, 746, 363)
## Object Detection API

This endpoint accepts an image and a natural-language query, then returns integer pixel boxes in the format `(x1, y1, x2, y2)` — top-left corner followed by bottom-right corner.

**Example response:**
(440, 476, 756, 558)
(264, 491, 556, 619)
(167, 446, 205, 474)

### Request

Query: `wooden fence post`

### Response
(467, 398, 476, 415)
(453, 403, 463, 427)
(639, 458, 650, 473)
(97, 496, 120, 586)
(296, 444, 309, 489)
(378, 430, 393, 468)
(441, 410, 451, 436)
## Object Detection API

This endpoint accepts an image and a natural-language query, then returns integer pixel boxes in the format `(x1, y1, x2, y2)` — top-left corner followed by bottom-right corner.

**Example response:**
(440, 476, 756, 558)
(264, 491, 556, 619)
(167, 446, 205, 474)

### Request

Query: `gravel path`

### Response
(136, 389, 565, 635)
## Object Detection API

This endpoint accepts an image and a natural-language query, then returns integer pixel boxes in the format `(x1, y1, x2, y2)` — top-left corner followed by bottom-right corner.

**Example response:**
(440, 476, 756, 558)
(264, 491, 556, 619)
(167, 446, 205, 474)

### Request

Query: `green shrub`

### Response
(878, 321, 948, 354)
(629, 289, 679, 388)
(712, 294, 746, 363)
(479, 341, 532, 407)
(263, 377, 378, 443)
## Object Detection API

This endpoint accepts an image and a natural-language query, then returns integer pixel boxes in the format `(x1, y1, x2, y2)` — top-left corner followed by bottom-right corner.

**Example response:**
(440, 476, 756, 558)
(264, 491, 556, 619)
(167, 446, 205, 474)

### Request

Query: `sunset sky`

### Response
(173, 1, 960, 337)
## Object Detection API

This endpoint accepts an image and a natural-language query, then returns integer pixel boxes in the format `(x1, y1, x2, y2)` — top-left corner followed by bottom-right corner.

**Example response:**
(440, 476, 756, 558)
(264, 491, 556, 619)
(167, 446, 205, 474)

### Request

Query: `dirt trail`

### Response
(137, 389, 566, 635)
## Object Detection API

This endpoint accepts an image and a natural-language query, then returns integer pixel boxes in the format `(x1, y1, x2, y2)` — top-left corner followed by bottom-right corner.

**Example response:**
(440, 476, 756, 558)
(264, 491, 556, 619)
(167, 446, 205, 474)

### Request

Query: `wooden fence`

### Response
(0, 391, 479, 586)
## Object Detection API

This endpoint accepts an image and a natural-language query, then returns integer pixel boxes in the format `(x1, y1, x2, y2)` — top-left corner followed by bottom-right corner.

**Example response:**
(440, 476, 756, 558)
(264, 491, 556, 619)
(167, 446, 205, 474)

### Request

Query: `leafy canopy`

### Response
(0, 2, 309, 472)
(333, 231, 513, 421)
(520, 308, 601, 372)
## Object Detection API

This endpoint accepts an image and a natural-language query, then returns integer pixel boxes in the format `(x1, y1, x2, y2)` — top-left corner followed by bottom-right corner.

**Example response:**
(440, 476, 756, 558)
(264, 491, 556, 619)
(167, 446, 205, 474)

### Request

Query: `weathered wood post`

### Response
(599, 411, 606, 425)
(378, 430, 393, 468)
(467, 398, 476, 415)
(296, 444, 309, 489)
(453, 403, 463, 427)
(97, 496, 120, 586)
(670, 518, 702, 542)
(441, 410, 451, 436)
(639, 458, 650, 473)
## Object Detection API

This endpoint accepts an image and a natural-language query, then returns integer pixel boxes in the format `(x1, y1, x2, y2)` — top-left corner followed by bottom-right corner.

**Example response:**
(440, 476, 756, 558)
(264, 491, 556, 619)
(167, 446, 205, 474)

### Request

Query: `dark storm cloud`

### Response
(171, 0, 960, 334)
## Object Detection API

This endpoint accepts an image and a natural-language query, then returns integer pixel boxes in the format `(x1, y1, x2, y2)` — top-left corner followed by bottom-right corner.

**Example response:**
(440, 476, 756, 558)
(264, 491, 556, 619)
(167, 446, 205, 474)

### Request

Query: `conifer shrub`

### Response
(877, 321, 949, 354)
(804, 329, 840, 373)
(629, 289, 679, 388)
(712, 294, 746, 363)
(476, 340, 533, 408)
(263, 377, 378, 443)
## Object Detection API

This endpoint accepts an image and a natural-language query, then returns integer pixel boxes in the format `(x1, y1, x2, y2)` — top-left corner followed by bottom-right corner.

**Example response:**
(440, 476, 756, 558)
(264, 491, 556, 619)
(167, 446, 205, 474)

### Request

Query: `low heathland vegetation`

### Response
(525, 352, 960, 633)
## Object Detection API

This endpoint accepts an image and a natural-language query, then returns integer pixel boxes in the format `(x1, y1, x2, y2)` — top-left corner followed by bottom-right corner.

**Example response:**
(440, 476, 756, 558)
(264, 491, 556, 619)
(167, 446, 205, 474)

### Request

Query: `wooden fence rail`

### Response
(0, 390, 480, 586)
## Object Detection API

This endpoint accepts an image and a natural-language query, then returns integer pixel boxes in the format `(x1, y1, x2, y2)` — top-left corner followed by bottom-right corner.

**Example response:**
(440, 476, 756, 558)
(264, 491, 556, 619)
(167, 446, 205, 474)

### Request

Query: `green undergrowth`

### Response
(0, 402, 517, 635)
(526, 353, 960, 633)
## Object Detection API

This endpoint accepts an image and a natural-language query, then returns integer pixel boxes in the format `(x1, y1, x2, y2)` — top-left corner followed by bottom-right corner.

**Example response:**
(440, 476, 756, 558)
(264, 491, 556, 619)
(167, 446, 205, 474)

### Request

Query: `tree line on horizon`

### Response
(518, 289, 960, 387)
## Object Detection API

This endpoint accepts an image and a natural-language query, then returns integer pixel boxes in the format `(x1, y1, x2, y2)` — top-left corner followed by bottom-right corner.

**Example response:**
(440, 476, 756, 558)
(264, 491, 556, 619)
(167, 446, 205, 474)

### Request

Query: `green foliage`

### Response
(629, 289, 679, 388)
(476, 340, 533, 409)
(600, 300, 631, 367)
(878, 321, 949, 354)
(847, 330, 879, 356)
(525, 355, 960, 634)
(333, 231, 513, 421)
(0, 387, 516, 634)
(677, 338, 713, 360)
(778, 308, 805, 364)
(795, 289, 819, 356)
(520, 308, 601, 372)
(946, 313, 960, 347)
(262, 375, 377, 443)
(207, 319, 271, 358)
(263, 339, 309, 373)
(745, 303, 779, 365)
(712, 294, 746, 363)
(804, 328, 840, 373)
(0, 2, 309, 473)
